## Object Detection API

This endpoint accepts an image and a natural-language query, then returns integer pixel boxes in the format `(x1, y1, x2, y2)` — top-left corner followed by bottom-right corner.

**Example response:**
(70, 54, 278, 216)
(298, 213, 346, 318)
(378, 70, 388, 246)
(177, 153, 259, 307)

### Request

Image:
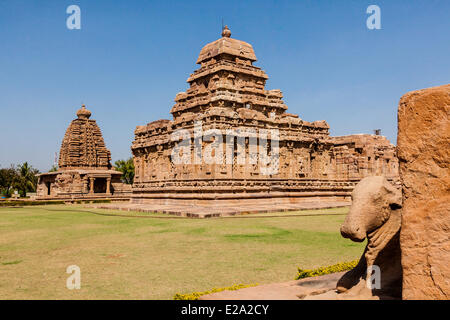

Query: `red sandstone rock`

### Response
(397, 84, 450, 300)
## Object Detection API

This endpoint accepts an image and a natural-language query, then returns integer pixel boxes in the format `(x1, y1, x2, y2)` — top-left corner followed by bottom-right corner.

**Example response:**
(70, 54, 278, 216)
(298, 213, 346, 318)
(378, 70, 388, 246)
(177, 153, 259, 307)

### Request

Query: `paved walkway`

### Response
(200, 272, 345, 300)
(89, 200, 350, 218)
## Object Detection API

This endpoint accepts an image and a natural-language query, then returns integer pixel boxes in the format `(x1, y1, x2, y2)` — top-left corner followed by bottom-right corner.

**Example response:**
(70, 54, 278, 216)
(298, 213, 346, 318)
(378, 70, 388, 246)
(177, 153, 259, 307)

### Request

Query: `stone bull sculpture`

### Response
(337, 176, 403, 299)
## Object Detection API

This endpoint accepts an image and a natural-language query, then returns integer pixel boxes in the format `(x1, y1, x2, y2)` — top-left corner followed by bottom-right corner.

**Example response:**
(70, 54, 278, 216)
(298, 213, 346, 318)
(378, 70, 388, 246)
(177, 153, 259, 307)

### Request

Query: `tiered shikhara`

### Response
(36, 105, 131, 200)
(131, 26, 398, 205)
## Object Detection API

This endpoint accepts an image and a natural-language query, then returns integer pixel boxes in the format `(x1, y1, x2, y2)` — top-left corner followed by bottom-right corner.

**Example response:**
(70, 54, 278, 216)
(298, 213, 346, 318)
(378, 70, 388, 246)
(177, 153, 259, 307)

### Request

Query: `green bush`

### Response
(295, 259, 359, 280)
(174, 283, 258, 300)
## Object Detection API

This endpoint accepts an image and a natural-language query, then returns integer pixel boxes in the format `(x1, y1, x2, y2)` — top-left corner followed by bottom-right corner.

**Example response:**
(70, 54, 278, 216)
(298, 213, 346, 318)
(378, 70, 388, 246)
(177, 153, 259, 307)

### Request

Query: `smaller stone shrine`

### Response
(36, 105, 131, 201)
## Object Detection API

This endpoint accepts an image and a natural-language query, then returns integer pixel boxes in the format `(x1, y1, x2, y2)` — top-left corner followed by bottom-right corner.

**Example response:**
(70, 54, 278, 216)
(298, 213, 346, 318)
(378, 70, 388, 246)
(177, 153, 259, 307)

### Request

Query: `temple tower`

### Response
(171, 25, 288, 119)
(58, 105, 112, 170)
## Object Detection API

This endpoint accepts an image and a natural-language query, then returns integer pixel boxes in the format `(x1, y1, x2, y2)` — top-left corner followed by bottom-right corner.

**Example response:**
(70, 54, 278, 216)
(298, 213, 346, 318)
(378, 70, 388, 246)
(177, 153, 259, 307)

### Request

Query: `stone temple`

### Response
(128, 26, 399, 215)
(37, 105, 131, 200)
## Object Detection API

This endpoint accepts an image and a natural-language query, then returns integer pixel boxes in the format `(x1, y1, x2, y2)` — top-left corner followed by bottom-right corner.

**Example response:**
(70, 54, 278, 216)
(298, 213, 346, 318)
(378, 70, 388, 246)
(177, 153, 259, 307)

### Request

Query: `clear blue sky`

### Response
(1, 0, 449, 171)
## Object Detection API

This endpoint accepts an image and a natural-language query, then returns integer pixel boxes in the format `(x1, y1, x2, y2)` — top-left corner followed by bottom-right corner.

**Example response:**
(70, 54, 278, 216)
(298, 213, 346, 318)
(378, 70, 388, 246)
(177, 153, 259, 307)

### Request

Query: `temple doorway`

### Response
(94, 178, 107, 193)
(46, 182, 51, 196)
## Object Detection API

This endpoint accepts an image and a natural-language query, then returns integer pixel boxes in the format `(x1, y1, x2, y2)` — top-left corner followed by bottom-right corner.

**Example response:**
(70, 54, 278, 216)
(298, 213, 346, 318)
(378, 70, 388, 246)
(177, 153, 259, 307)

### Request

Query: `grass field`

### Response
(0, 205, 364, 299)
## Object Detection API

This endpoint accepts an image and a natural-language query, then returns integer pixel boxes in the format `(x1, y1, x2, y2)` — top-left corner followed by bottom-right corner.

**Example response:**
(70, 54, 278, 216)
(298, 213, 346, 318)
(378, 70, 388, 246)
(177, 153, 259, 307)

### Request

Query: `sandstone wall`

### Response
(397, 84, 450, 299)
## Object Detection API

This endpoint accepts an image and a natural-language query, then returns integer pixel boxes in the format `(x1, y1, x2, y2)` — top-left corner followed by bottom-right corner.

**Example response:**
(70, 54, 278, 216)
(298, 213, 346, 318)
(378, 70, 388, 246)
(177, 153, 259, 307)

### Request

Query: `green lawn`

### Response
(0, 205, 364, 299)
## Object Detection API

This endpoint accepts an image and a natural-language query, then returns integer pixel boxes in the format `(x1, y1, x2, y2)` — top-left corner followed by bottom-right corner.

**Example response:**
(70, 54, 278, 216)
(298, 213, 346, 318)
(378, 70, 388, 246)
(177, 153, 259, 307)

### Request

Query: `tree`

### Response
(49, 164, 58, 172)
(15, 162, 39, 197)
(114, 158, 134, 184)
(0, 165, 17, 197)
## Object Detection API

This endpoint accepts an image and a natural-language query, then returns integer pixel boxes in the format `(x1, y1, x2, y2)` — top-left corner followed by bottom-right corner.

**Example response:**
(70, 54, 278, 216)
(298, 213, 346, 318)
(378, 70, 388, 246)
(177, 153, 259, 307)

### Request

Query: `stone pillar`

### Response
(140, 156, 145, 182)
(106, 177, 111, 194)
(82, 176, 88, 194)
(89, 177, 95, 194)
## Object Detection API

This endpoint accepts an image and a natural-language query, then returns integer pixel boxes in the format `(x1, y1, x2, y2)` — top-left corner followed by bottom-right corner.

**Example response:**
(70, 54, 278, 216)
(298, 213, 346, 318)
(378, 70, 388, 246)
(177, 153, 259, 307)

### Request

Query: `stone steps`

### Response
(88, 200, 350, 218)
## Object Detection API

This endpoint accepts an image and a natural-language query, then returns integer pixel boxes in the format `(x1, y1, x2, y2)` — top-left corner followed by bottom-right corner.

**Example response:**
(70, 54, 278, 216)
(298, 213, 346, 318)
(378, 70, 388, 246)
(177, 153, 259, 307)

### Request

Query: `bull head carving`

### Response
(337, 176, 403, 299)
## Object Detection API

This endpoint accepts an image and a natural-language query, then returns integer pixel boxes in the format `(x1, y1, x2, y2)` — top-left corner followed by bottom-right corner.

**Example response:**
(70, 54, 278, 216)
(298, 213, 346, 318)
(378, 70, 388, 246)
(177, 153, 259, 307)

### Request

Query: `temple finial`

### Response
(222, 25, 231, 38)
(76, 104, 91, 119)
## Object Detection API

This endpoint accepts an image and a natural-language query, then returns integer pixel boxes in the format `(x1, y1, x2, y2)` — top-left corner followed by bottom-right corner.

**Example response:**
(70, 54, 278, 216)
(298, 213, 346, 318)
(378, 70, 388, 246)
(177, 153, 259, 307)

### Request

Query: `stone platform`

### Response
(89, 200, 350, 218)
(200, 272, 345, 300)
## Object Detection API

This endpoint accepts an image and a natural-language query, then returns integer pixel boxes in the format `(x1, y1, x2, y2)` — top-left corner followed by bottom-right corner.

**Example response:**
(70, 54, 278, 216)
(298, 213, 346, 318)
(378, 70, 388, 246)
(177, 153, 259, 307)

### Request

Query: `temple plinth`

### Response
(36, 105, 131, 200)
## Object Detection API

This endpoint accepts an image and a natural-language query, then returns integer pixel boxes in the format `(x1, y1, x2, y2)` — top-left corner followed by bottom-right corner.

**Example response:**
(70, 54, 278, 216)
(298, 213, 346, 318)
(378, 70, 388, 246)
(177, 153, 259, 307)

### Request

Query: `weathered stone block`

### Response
(397, 84, 450, 300)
